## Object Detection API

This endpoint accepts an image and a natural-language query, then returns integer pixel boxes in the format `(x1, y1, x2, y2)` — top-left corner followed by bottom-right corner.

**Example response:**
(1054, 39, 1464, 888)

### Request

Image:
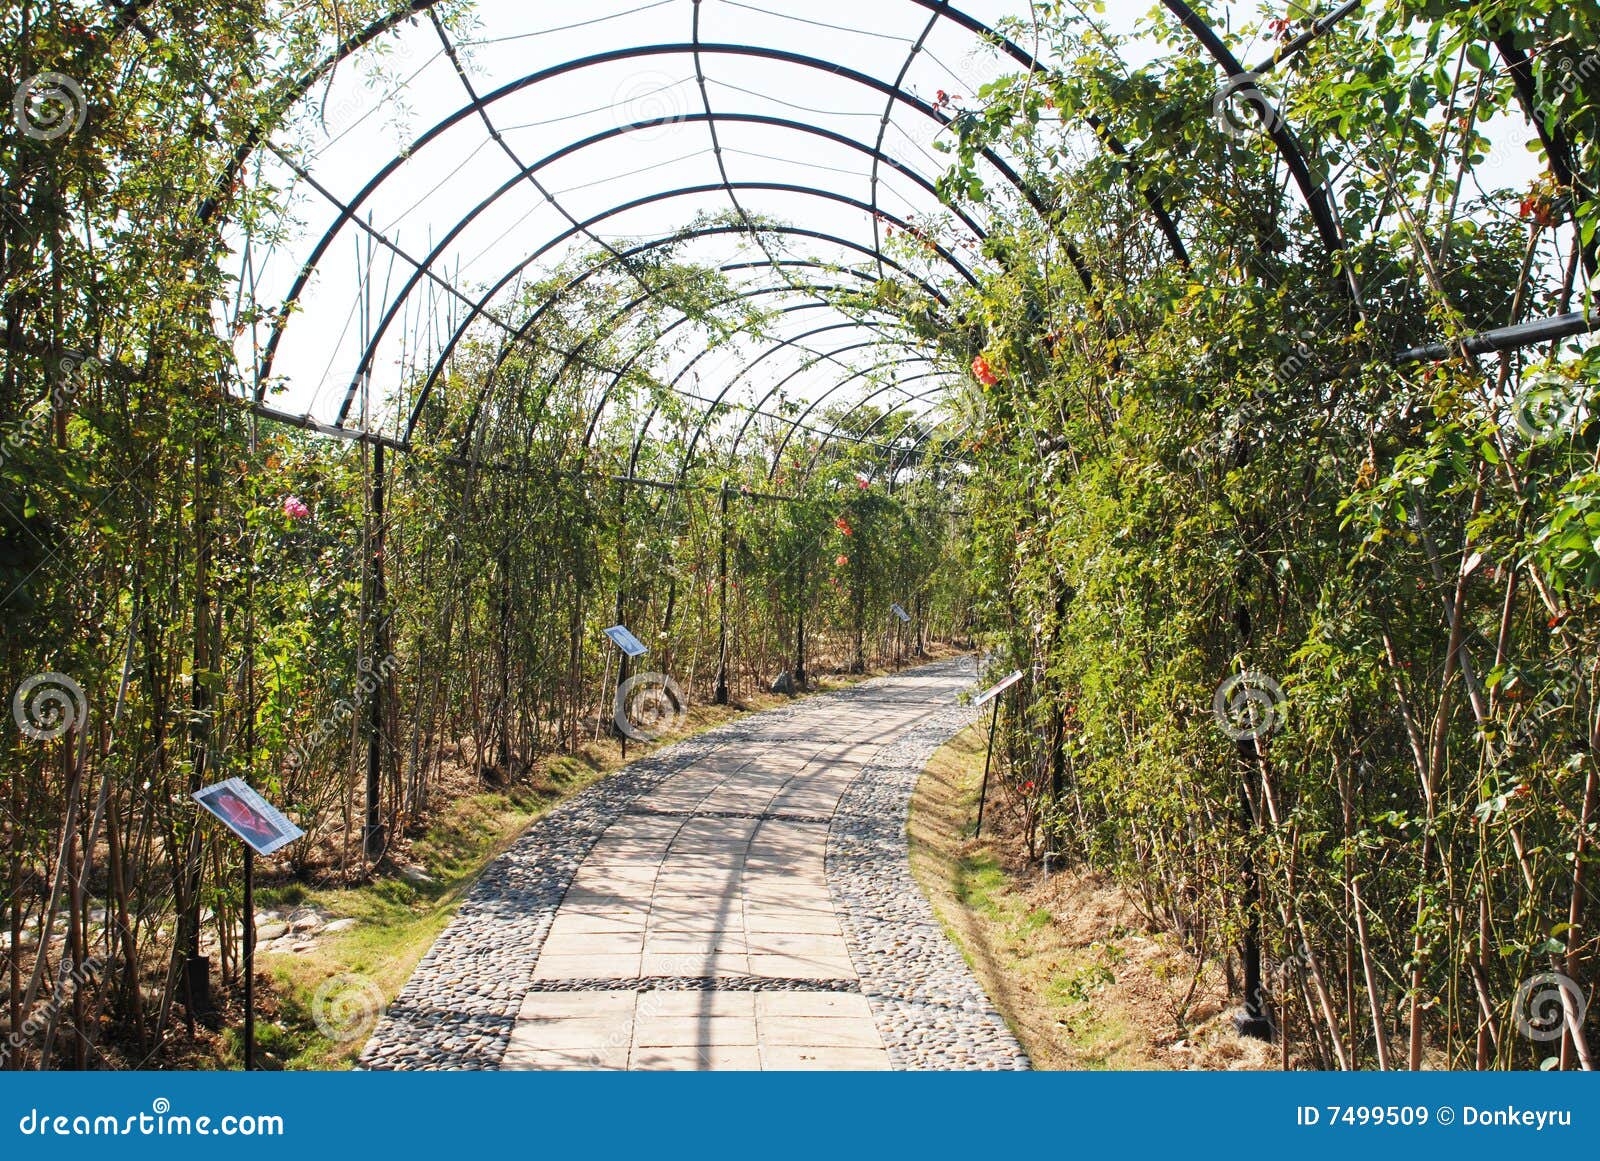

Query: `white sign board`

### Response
(973, 670, 1024, 707)
(603, 624, 649, 658)
(890, 603, 912, 623)
(193, 777, 304, 857)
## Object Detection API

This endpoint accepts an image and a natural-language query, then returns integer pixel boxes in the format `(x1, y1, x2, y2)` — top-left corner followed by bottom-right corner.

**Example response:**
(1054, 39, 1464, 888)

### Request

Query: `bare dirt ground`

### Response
(908, 724, 1278, 1071)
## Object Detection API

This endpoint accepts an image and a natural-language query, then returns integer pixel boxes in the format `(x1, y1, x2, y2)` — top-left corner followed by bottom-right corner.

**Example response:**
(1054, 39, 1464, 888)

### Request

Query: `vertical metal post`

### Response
(618, 649, 630, 764)
(1235, 745, 1273, 1040)
(184, 437, 214, 1022)
(974, 696, 1001, 837)
(714, 483, 730, 705)
(364, 441, 387, 861)
(242, 846, 255, 1071)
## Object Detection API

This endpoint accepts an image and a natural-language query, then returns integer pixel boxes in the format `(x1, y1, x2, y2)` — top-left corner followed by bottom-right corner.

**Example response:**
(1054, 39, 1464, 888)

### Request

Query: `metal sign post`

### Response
(243, 846, 255, 1069)
(192, 778, 304, 1071)
(891, 604, 911, 672)
(970, 671, 1023, 838)
(603, 626, 649, 761)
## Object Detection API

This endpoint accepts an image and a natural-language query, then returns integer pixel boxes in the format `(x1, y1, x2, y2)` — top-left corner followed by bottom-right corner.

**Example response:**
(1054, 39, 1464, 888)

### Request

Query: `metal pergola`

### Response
(81, 0, 1598, 1047)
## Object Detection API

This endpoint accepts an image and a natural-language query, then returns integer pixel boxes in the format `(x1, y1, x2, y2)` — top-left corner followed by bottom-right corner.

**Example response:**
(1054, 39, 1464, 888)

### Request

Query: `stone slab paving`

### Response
(360, 657, 1028, 1071)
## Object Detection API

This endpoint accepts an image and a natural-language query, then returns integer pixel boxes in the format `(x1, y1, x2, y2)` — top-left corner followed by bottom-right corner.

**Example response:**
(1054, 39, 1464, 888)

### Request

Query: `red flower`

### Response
(835, 517, 853, 536)
(1520, 195, 1556, 228)
(836, 554, 850, 567)
(1022, 781, 1036, 792)
(856, 476, 870, 490)
(971, 356, 1000, 387)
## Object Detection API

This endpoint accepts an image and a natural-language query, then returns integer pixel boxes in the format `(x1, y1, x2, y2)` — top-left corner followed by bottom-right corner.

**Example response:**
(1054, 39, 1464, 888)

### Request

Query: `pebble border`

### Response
(826, 660, 1033, 1070)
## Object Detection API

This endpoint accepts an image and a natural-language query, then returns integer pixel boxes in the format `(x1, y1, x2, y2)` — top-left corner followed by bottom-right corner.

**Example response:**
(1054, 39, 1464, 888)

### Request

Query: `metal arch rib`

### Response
(679, 321, 935, 457)
(1159, 0, 1356, 305)
(626, 353, 937, 485)
(802, 375, 956, 480)
(583, 260, 943, 453)
(211, 3, 1140, 279)
(769, 359, 955, 478)
(677, 334, 894, 471)
(728, 342, 935, 460)
(672, 348, 944, 480)
(441, 214, 958, 457)
(416, 112, 991, 434)
(868, 7, 945, 283)
(910, 0, 1189, 265)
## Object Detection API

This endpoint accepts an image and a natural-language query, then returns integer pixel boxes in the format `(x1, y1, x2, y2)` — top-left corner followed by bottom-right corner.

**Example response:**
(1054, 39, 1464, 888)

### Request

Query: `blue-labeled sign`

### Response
(193, 777, 304, 857)
(603, 624, 649, 658)
(890, 603, 912, 623)
(973, 670, 1023, 706)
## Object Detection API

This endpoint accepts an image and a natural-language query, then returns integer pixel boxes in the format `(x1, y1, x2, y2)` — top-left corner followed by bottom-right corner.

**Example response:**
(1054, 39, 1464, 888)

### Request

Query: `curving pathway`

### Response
(361, 658, 1028, 1071)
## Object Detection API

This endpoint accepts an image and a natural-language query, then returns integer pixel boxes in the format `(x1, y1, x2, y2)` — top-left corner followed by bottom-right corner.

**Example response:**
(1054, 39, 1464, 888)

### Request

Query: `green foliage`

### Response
(929, 0, 1600, 1069)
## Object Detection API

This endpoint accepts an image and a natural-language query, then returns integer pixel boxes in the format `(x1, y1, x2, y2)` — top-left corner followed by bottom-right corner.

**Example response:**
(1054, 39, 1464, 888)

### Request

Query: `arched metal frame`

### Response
(259, 40, 1058, 399)
(263, 109, 993, 405)
(577, 279, 892, 449)
(437, 224, 956, 454)
(584, 268, 929, 452)
(800, 374, 957, 481)
(199, 0, 1577, 495)
(235, 1, 1207, 470)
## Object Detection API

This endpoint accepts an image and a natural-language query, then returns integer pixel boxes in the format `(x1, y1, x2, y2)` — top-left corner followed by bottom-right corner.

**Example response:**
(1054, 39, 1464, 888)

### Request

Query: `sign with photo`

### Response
(193, 778, 304, 857)
(603, 624, 650, 657)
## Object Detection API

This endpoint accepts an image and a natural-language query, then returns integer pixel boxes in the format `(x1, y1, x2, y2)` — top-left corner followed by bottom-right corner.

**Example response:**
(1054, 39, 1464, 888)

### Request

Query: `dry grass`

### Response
(908, 723, 1277, 1071)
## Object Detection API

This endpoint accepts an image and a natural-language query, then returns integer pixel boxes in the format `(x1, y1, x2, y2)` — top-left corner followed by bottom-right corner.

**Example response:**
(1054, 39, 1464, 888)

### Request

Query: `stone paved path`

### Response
(361, 658, 1028, 1071)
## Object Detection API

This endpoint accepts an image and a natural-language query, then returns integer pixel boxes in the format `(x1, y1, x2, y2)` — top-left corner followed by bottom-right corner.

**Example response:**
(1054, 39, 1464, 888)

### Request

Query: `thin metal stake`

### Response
(243, 846, 255, 1071)
(974, 696, 1001, 837)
